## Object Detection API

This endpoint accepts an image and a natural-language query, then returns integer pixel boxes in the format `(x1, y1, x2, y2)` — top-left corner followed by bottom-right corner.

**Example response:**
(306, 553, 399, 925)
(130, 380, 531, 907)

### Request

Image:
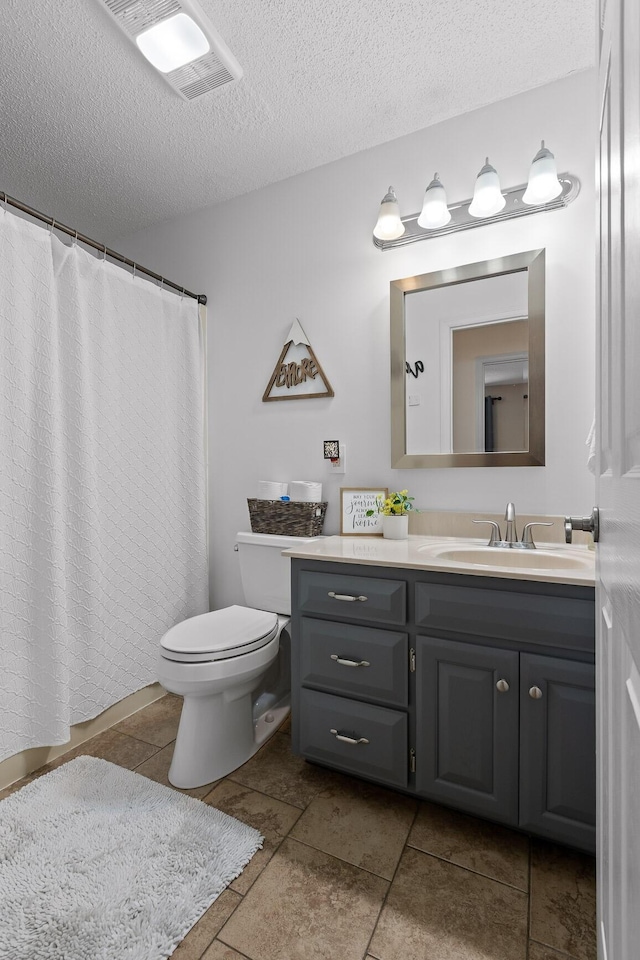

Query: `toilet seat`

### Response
(160, 605, 279, 663)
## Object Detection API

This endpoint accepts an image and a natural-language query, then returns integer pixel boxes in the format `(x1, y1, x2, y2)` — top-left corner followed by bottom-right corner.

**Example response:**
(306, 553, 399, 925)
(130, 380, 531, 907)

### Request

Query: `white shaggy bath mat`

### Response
(0, 756, 263, 960)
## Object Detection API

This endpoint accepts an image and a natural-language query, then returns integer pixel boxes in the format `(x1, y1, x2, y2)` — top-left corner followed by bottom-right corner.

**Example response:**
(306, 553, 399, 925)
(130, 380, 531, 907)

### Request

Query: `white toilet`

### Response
(158, 531, 318, 788)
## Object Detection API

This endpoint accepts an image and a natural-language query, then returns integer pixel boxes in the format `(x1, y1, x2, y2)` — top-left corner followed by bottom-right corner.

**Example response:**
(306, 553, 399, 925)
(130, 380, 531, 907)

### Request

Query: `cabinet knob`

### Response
(330, 729, 370, 746)
(529, 685, 543, 699)
(496, 679, 510, 693)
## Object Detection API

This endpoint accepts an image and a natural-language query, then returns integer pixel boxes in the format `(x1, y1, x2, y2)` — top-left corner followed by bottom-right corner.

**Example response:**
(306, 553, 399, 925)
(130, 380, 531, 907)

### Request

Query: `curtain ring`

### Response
(132, 262, 137, 280)
(159, 277, 164, 293)
(2, 193, 7, 214)
(49, 218, 56, 235)
(181, 287, 185, 300)
(102, 243, 107, 261)
(73, 229, 79, 247)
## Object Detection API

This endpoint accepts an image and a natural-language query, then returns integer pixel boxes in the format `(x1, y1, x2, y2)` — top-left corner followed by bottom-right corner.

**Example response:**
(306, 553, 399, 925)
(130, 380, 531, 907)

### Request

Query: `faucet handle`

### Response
(472, 519, 502, 546)
(521, 521, 553, 547)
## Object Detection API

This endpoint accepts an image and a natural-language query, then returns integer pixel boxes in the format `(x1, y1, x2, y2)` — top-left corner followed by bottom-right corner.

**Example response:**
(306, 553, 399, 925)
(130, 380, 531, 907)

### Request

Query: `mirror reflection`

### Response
(391, 250, 545, 468)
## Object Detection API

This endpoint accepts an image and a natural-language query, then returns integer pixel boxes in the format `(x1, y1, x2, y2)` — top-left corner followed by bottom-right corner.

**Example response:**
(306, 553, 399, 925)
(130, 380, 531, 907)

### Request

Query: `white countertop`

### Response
(282, 535, 596, 586)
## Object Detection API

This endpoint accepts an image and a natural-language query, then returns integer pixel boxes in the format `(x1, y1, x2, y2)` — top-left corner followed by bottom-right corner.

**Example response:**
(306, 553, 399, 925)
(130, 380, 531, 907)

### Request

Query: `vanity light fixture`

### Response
(97, 0, 243, 100)
(468, 158, 506, 218)
(373, 187, 405, 241)
(417, 174, 451, 229)
(522, 141, 562, 205)
(373, 143, 579, 250)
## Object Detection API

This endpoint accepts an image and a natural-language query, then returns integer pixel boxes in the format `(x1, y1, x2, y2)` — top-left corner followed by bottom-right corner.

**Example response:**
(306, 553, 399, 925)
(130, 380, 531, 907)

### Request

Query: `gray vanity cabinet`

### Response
(290, 558, 596, 854)
(415, 636, 519, 824)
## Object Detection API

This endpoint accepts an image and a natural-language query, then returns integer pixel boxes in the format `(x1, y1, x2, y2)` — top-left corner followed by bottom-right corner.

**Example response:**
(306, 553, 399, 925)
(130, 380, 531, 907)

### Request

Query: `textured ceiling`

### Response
(0, 0, 595, 241)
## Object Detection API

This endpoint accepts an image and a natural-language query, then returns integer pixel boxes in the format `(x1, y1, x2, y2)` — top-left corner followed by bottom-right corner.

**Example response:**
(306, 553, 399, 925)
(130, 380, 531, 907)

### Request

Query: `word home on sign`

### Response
(275, 358, 318, 389)
(340, 488, 387, 536)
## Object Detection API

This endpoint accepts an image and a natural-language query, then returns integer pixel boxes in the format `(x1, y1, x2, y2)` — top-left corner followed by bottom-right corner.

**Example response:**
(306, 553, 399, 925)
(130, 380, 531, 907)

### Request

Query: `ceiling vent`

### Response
(99, 0, 243, 100)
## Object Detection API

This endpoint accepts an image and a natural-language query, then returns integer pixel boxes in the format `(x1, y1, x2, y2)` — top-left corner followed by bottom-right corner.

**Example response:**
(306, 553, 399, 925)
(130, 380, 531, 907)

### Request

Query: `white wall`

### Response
(116, 70, 597, 610)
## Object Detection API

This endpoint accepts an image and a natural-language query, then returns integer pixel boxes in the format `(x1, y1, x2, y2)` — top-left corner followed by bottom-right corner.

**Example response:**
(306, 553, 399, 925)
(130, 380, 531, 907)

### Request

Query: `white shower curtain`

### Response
(0, 209, 209, 763)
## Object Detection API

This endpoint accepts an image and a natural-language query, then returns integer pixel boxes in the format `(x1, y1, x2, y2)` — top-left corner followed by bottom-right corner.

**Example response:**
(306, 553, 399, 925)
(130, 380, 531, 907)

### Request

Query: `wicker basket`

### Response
(247, 498, 327, 537)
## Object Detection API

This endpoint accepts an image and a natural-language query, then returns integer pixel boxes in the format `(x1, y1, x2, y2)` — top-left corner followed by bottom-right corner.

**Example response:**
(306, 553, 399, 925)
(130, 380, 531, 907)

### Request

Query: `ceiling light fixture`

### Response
(136, 13, 210, 73)
(98, 0, 243, 100)
(373, 144, 579, 250)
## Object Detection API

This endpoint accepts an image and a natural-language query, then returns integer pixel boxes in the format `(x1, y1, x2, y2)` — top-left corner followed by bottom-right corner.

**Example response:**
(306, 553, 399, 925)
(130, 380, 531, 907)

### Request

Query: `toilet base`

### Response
(168, 689, 290, 789)
(254, 698, 290, 749)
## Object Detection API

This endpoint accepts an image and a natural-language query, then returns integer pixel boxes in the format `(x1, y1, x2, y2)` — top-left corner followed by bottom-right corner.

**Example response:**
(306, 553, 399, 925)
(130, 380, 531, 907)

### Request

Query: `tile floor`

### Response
(1, 694, 597, 960)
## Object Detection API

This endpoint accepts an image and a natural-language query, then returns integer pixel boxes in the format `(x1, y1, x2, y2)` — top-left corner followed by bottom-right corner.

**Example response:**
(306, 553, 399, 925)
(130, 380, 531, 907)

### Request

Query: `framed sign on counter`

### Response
(340, 488, 388, 536)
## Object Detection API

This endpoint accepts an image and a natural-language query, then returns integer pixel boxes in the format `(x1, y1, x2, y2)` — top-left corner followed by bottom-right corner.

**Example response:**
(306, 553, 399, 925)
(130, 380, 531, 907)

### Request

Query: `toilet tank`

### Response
(236, 531, 321, 615)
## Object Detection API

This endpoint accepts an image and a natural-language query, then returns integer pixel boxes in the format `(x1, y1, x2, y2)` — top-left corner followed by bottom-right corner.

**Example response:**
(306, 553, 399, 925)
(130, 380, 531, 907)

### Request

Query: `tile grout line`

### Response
(528, 941, 581, 960)
(527, 837, 533, 960)
(182, 891, 246, 960)
(224, 773, 319, 811)
(360, 801, 422, 960)
(228, 834, 285, 898)
(116, 730, 177, 752)
(405, 838, 531, 894)
(286, 833, 402, 883)
(215, 933, 254, 960)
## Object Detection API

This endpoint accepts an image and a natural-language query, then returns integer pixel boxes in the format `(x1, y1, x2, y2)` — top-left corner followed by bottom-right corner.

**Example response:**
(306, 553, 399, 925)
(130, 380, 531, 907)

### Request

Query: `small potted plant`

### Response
(367, 489, 415, 540)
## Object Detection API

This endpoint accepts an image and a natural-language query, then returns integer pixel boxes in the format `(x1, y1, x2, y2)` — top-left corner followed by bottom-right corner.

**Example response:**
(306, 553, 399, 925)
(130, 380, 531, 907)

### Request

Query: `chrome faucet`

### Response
(472, 502, 553, 549)
(504, 502, 518, 544)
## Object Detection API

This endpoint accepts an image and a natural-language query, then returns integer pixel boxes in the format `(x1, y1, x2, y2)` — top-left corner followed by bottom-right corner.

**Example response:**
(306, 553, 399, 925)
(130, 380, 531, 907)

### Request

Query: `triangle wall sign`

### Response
(262, 320, 334, 402)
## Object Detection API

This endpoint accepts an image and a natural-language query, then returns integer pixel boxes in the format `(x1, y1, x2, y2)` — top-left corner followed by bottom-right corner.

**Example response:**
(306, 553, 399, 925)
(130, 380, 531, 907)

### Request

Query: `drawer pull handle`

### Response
(496, 679, 510, 693)
(529, 685, 543, 700)
(330, 728, 370, 746)
(328, 591, 368, 602)
(330, 655, 371, 668)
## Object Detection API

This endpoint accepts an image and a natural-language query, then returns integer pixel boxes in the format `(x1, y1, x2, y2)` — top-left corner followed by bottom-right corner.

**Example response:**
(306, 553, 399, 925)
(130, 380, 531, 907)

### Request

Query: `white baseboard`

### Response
(0, 683, 166, 791)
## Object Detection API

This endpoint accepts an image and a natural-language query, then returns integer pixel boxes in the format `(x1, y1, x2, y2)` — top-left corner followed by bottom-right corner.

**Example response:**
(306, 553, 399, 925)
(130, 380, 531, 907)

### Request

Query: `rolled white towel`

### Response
(257, 481, 289, 500)
(289, 480, 323, 502)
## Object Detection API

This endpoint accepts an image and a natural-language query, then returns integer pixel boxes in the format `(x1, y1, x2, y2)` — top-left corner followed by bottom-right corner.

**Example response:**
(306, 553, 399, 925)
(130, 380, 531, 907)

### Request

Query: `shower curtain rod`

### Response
(0, 191, 207, 305)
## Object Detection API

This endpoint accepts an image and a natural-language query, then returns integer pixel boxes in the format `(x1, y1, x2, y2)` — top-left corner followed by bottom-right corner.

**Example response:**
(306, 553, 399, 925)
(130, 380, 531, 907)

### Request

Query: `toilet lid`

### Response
(160, 605, 279, 663)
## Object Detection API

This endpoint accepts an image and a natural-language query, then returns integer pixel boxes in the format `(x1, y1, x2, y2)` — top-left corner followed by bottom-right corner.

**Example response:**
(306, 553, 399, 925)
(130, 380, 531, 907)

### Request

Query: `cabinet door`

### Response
(415, 636, 519, 824)
(519, 654, 596, 853)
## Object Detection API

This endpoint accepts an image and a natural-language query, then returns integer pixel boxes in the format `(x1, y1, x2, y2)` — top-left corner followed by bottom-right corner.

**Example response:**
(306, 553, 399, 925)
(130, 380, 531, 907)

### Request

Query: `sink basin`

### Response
(417, 544, 593, 571)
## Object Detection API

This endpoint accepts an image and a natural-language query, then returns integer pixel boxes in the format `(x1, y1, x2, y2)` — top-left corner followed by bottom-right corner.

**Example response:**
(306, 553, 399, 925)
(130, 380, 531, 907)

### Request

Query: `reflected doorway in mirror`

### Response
(391, 249, 545, 468)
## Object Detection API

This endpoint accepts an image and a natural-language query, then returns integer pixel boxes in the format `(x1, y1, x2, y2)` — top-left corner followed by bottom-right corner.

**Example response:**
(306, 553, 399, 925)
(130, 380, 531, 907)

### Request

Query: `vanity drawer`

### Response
(300, 618, 408, 707)
(415, 582, 595, 653)
(297, 571, 406, 625)
(299, 688, 408, 788)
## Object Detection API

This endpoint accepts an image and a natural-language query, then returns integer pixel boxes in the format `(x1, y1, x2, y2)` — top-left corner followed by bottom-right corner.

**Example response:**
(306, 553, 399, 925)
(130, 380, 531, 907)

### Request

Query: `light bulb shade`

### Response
(417, 175, 452, 229)
(468, 160, 506, 218)
(373, 186, 405, 241)
(522, 143, 562, 205)
(136, 13, 210, 73)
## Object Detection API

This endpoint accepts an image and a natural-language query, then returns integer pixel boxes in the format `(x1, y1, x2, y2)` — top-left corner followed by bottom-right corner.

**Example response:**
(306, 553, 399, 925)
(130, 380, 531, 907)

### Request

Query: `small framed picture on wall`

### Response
(340, 487, 388, 536)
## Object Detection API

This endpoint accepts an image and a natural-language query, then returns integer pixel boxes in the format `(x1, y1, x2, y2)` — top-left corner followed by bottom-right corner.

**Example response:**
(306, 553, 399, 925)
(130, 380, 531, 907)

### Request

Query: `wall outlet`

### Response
(329, 443, 346, 474)
(408, 394, 421, 406)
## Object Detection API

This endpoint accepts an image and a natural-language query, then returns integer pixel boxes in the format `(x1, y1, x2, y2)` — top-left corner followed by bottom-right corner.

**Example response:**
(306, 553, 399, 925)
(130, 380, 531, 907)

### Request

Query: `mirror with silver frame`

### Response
(391, 249, 545, 468)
